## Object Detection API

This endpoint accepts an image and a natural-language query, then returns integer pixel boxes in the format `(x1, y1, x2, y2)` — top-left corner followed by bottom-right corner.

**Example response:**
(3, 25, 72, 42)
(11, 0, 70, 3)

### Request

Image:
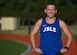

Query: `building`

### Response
(0, 17, 19, 31)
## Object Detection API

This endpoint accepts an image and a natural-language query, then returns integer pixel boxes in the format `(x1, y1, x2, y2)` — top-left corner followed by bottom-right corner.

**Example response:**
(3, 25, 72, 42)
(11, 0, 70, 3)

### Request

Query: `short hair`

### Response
(45, 3, 57, 9)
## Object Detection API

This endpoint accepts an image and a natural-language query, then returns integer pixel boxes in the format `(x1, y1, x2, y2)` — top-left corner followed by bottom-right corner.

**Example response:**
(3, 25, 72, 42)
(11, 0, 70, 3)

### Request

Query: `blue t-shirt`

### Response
(39, 17, 63, 55)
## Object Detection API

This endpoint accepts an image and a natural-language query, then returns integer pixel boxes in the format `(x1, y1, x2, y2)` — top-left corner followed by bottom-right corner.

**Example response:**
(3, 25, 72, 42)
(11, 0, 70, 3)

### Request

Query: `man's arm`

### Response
(30, 19, 43, 54)
(60, 20, 72, 53)
(30, 19, 42, 48)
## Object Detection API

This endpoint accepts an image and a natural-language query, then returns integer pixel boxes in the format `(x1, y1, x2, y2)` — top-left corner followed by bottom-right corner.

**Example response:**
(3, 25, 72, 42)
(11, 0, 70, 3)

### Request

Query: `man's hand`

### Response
(60, 48, 68, 53)
(34, 48, 43, 54)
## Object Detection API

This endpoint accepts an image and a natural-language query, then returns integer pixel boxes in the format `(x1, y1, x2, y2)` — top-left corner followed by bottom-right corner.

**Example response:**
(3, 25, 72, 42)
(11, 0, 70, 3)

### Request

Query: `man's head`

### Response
(44, 3, 57, 18)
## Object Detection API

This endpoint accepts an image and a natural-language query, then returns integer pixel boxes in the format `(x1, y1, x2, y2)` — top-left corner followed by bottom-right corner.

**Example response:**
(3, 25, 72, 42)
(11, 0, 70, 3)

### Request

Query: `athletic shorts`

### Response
(39, 51, 63, 55)
(55, 51, 63, 55)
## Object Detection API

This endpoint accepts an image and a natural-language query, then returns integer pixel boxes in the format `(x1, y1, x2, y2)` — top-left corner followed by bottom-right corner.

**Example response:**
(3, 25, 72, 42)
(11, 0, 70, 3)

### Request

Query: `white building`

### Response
(0, 17, 19, 31)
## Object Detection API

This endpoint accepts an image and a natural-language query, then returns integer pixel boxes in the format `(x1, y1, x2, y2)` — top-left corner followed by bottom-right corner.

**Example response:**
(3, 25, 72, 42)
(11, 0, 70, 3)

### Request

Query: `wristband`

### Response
(64, 46, 69, 50)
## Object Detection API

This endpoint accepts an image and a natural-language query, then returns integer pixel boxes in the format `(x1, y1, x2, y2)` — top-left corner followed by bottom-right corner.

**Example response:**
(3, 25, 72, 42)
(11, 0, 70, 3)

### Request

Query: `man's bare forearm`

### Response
(66, 35, 72, 48)
(30, 35, 36, 48)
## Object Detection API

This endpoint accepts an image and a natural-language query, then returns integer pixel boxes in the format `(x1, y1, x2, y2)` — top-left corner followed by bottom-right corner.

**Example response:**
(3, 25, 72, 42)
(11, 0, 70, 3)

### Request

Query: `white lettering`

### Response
(53, 27, 56, 32)
(43, 27, 56, 32)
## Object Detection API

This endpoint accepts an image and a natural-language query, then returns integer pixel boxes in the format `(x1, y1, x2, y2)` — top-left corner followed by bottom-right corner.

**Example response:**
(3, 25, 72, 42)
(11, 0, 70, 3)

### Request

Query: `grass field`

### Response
(0, 26, 29, 35)
(0, 25, 77, 55)
(62, 25, 77, 38)
(0, 39, 28, 55)
(0, 25, 77, 38)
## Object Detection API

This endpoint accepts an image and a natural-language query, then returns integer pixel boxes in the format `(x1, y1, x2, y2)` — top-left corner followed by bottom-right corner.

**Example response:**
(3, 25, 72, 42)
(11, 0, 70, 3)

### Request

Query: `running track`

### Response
(0, 34, 77, 55)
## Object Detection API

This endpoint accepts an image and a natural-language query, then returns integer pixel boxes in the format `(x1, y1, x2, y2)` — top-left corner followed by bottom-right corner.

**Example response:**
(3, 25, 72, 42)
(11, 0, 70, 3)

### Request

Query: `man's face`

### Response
(44, 5, 57, 18)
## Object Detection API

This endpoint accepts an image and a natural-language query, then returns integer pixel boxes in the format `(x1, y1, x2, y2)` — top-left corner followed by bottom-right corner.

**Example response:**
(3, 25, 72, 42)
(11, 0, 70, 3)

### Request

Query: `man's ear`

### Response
(44, 9, 46, 13)
(55, 9, 57, 13)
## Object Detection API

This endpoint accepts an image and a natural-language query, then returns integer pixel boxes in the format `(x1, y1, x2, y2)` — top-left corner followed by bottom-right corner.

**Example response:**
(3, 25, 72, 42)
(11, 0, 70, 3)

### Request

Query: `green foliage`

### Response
(0, 0, 77, 23)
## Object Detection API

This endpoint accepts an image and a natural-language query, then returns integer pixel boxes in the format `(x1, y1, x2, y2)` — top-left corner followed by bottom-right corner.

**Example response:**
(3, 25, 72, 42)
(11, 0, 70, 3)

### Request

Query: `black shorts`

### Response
(55, 51, 63, 55)
(39, 52, 63, 55)
(39, 54, 44, 55)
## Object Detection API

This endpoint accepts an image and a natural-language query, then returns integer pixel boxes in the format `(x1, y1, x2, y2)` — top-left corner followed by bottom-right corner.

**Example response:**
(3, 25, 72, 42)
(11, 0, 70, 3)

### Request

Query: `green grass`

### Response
(62, 25, 77, 38)
(0, 26, 29, 35)
(0, 25, 77, 38)
(69, 25, 77, 37)
(0, 39, 28, 55)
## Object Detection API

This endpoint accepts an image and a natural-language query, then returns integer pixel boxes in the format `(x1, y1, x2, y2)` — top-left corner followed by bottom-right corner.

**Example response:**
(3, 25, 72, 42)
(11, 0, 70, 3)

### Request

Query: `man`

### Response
(30, 3, 72, 55)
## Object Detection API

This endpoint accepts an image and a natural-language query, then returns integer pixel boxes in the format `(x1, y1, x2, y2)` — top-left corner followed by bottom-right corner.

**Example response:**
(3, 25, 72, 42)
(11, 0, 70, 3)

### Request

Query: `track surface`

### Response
(0, 34, 77, 55)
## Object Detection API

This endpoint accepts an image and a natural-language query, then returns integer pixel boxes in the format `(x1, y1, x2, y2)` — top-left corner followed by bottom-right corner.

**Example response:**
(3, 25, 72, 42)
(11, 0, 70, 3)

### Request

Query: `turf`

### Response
(0, 25, 77, 38)
(0, 39, 28, 55)
(62, 25, 77, 38)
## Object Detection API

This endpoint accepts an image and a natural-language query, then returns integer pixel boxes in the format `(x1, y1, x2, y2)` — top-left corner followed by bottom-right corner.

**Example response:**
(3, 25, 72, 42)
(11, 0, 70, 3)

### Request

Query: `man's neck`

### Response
(46, 17, 56, 24)
(46, 16, 56, 20)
